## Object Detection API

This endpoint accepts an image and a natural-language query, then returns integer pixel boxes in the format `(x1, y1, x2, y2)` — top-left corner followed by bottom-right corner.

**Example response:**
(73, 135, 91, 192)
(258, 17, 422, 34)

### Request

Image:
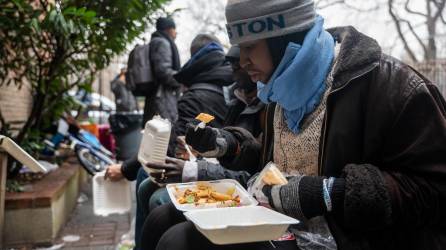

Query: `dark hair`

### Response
(190, 34, 221, 56)
(266, 29, 309, 68)
(156, 17, 176, 31)
(225, 45, 240, 63)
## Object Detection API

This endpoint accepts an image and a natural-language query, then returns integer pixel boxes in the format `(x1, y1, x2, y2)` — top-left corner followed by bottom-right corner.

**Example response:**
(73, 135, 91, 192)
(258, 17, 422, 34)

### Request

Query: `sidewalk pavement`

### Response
(53, 181, 135, 250)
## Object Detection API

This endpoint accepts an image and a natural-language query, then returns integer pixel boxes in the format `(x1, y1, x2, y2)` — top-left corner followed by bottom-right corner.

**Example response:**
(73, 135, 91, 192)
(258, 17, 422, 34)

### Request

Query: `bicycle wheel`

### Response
(76, 148, 111, 175)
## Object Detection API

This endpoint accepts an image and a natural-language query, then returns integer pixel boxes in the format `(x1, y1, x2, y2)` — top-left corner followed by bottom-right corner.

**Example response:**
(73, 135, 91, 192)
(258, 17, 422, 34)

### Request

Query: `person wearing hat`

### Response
(143, 16, 182, 125)
(142, 0, 446, 250)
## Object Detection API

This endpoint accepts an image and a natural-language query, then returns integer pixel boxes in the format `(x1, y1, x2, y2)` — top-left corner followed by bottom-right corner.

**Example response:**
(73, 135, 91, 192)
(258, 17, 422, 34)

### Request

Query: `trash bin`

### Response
(109, 113, 143, 161)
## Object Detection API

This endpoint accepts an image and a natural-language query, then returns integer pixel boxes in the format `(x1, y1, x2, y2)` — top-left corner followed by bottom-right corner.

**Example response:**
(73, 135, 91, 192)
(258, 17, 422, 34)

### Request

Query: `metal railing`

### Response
(413, 60, 446, 98)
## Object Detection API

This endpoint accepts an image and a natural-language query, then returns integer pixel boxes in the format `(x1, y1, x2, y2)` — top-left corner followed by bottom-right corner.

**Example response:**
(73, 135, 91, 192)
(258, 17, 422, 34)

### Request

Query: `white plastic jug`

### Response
(138, 115, 171, 174)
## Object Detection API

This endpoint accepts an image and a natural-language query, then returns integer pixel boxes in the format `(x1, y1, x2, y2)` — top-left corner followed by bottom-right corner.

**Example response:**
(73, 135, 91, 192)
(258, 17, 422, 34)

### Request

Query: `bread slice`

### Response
(262, 167, 288, 185)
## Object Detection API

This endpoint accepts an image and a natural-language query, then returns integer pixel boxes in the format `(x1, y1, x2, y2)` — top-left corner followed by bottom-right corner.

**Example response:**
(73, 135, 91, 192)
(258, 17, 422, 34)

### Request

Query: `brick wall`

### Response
(0, 83, 32, 135)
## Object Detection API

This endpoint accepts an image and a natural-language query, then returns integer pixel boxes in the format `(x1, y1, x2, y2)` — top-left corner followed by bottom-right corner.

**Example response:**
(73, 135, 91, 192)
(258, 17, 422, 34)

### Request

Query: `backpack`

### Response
(125, 44, 156, 97)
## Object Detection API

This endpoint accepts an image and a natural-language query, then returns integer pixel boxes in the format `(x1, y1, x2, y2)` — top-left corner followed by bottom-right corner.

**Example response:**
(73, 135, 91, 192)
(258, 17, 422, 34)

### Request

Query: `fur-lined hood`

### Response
(328, 26, 382, 89)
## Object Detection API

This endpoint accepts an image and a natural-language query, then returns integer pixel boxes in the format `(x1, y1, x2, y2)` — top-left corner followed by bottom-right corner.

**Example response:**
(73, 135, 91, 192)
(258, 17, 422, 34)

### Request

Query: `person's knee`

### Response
(137, 178, 149, 202)
(136, 167, 148, 188)
(156, 222, 196, 250)
(148, 188, 170, 212)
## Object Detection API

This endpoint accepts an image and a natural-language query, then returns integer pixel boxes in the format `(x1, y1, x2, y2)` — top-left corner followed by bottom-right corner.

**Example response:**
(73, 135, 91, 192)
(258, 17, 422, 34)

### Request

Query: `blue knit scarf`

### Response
(257, 16, 334, 134)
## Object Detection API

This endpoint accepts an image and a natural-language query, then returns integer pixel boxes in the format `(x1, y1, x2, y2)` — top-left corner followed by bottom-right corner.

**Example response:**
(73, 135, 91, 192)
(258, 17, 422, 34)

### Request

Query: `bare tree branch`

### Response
(400, 19, 429, 56)
(344, 2, 380, 12)
(440, 14, 446, 24)
(316, 0, 345, 9)
(388, 0, 419, 62)
(404, 0, 428, 17)
(433, 0, 446, 22)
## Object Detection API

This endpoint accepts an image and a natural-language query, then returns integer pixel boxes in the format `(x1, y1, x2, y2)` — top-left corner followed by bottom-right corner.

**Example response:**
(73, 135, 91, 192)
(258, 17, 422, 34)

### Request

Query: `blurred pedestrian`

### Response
(143, 17, 181, 125)
(110, 68, 138, 112)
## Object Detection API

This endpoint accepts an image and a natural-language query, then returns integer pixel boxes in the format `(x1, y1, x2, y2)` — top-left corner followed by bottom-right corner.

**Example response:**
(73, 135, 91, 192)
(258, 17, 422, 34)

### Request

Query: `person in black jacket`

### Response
(166, 33, 234, 157)
(143, 17, 181, 125)
(143, 0, 446, 250)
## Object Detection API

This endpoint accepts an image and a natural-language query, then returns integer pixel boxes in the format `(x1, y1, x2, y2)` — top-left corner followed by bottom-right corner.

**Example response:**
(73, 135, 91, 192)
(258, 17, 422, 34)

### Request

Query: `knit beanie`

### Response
(156, 17, 176, 31)
(225, 0, 316, 44)
(225, 45, 240, 62)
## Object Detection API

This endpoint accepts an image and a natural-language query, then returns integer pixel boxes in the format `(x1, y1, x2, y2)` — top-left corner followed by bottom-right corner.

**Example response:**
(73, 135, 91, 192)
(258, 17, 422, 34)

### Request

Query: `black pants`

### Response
(141, 203, 299, 250)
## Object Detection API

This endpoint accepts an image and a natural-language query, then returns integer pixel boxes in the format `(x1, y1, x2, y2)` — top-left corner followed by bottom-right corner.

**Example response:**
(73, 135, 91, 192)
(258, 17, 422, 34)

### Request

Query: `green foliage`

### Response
(6, 180, 25, 193)
(0, 0, 169, 147)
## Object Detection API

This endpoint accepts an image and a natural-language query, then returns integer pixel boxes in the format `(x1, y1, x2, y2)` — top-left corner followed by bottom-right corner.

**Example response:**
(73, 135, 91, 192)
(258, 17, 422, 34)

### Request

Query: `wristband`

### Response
(322, 178, 332, 212)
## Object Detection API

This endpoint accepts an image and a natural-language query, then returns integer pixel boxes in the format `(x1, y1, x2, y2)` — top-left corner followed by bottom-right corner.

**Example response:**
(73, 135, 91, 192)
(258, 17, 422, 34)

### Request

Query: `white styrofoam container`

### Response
(166, 179, 258, 211)
(92, 172, 132, 216)
(138, 116, 171, 175)
(184, 206, 299, 245)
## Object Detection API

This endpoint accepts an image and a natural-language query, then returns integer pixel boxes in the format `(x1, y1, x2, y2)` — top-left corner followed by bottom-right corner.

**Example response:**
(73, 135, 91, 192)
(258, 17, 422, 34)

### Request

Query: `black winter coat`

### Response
(318, 26, 446, 250)
(196, 26, 446, 250)
(110, 78, 138, 112)
(143, 31, 181, 125)
(167, 50, 233, 156)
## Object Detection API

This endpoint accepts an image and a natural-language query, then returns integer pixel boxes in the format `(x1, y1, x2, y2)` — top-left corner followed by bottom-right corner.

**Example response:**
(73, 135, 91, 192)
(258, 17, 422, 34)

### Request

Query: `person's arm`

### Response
(181, 160, 252, 187)
(266, 78, 446, 230)
(167, 92, 203, 156)
(150, 38, 180, 89)
(185, 124, 262, 173)
(120, 155, 142, 181)
(145, 156, 252, 186)
(217, 126, 262, 175)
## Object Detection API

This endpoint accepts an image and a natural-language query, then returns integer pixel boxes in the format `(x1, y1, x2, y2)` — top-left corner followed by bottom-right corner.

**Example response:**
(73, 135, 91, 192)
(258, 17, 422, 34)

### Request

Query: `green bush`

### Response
(0, 0, 169, 148)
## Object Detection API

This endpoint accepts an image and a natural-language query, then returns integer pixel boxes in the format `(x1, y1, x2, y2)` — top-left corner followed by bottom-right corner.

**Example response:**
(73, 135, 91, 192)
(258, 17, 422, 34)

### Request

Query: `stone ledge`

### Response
(5, 159, 79, 210)
(3, 157, 85, 246)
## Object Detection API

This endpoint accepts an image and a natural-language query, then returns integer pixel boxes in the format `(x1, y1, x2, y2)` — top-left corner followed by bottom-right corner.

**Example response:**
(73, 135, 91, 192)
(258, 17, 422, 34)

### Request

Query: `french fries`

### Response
(211, 191, 233, 201)
(176, 184, 240, 207)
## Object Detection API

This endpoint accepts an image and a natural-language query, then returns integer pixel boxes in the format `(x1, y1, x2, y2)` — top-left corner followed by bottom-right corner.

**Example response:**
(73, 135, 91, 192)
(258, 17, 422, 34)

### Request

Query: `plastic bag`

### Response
(247, 162, 287, 204)
(291, 216, 337, 250)
(248, 162, 337, 250)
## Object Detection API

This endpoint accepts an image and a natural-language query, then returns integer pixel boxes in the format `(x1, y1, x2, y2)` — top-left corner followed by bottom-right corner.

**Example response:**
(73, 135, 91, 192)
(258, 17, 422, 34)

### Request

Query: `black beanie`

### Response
(225, 45, 240, 63)
(156, 17, 176, 31)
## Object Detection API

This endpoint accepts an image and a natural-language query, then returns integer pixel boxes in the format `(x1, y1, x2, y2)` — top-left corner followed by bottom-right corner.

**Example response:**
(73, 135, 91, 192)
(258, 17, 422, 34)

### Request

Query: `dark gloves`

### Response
(262, 185, 274, 207)
(185, 120, 218, 153)
(262, 176, 345, 221)
(185, 120, 238, 158)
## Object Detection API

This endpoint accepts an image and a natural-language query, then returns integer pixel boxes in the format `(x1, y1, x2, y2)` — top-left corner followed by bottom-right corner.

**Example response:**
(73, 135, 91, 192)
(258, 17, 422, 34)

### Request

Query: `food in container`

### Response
(166, 179, 258, 211)
(175, 182, 240, 207)
(167, 179, 299, 245)
(184, 206, 299, 245)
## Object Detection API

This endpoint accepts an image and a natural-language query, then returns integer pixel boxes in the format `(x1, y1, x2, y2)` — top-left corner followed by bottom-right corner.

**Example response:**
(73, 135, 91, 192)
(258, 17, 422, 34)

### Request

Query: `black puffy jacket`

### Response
(167, 49, 233, 156)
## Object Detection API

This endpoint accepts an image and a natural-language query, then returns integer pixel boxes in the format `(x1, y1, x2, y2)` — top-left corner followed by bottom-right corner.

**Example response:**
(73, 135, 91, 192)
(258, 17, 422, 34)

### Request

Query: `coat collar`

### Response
(327, 26, 382, 89)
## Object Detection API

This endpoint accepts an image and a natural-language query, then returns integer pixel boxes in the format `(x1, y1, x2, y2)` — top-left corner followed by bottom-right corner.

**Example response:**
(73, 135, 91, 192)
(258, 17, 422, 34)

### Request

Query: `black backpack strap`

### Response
(188, 83, 224, 95)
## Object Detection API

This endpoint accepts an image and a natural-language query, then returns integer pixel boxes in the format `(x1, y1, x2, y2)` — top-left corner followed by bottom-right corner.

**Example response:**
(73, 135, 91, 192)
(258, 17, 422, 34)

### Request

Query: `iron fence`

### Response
(413, 60, 446, 98)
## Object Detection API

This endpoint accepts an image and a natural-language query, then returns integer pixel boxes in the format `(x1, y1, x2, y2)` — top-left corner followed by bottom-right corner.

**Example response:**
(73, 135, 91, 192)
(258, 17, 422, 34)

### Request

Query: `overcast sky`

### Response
(126, 0, 444, 65)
